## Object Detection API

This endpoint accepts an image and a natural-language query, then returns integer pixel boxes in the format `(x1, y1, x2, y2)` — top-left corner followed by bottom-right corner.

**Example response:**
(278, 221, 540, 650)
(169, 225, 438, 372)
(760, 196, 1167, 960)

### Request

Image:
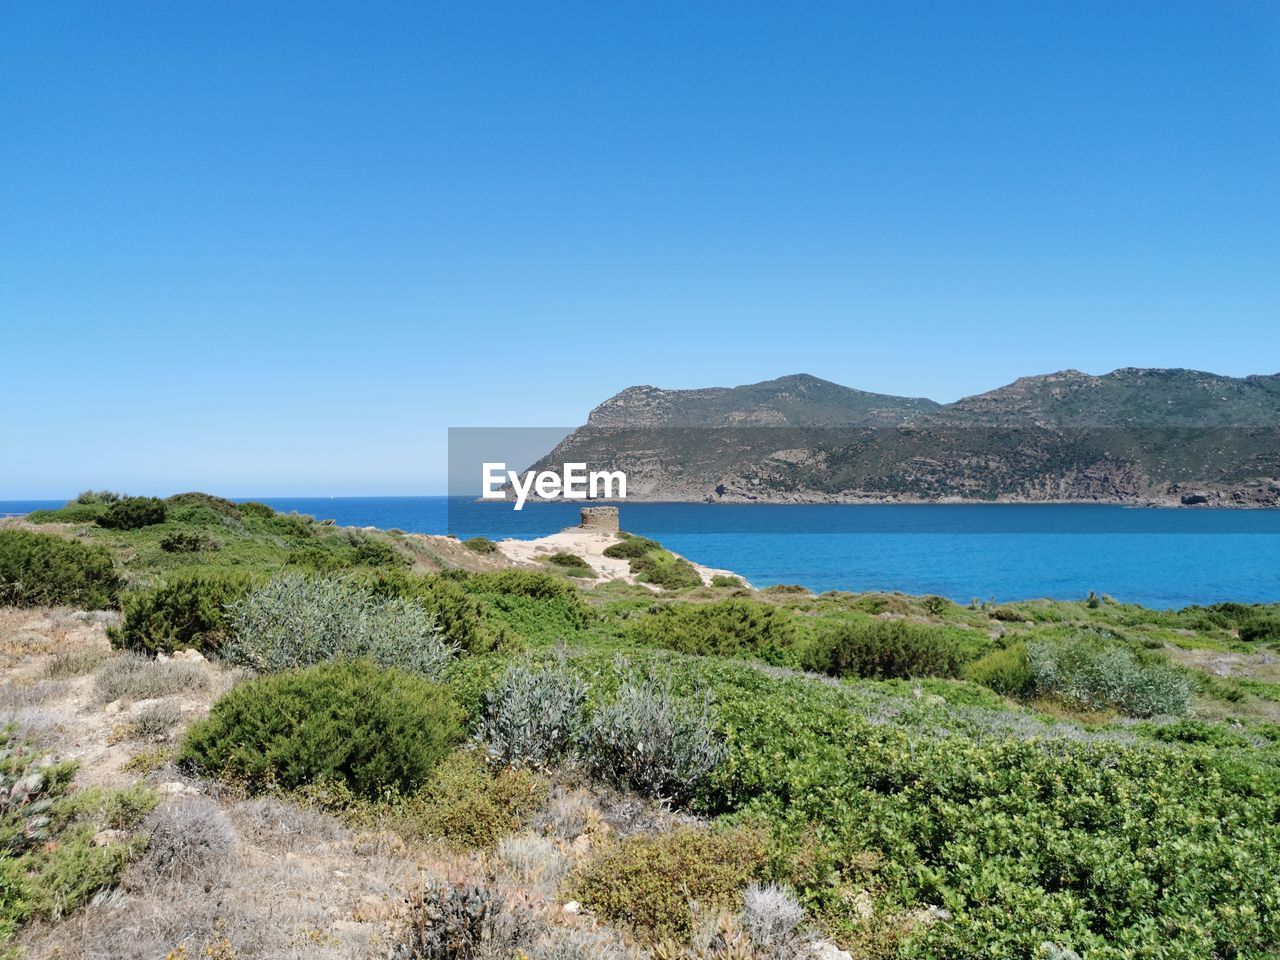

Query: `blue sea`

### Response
(5, 497, 1279, 608)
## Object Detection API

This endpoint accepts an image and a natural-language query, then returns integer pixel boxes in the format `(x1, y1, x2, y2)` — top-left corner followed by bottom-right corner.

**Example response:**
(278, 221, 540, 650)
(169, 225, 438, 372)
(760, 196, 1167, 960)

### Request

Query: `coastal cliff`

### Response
(530, 370, 1280, 506)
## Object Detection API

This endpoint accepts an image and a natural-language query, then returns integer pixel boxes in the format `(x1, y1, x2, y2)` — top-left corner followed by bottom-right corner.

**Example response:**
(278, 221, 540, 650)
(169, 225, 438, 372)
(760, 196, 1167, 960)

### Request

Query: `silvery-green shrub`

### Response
(1027, 634, 1191, 718)
(478, 653, 587, 767)
(741, 882, 806, 958)
(579, 658, 727, 806)
(528, 928, 627, 960)
(221, 574, 455, 677)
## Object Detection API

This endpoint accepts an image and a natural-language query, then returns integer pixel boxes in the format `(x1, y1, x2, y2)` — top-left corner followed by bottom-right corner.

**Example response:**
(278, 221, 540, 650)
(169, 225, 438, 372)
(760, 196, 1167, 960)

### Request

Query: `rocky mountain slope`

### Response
(530, 369, 1280, 506)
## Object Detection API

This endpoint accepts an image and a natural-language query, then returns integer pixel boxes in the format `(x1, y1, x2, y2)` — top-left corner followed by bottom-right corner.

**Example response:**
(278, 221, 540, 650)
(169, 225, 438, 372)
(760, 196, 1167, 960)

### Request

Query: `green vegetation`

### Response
(801, 619, 969, 680)
(95, 496, 168, 530)
(0, 529, 120, 609)
(627, 598, 798, 661)
(1, 729, 155, 952)
(565, 825, 768, 940)
(111, 571, 253, 655)
(396, 748, 547, 850)
(220, 574, 455, 675)
(604, 535, 702, 590)
(180, 659, 463, 799)
(6, 489, 1280, 956)
(462, 536, 497, 554)
(1026, 634, 1192, 717)
(544, 551, 597, 578)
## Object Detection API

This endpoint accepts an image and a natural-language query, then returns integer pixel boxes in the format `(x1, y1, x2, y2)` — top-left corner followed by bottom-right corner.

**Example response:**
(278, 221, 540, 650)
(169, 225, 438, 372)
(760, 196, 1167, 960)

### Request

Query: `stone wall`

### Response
(580, 506, 620, 532)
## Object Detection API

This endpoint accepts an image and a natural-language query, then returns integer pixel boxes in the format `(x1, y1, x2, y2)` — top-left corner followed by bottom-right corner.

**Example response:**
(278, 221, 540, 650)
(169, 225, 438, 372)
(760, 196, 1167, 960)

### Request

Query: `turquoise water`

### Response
(7, 497, 1279, 607)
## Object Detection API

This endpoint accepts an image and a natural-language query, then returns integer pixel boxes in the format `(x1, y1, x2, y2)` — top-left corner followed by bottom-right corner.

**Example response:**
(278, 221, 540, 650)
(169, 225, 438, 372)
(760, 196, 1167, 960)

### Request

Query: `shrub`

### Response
(406, 749, 546, 850)
(603, 536, 662, 560)
(180, 660, 463, 798)
(711, 574, 744, 589)
(353, 570, 498, 654)
(564, 825, 767, 940)
(628, 599, 797, 662)
(111, 571, 253, 656)
(393, 880, 539, 960)
(741, 883, 806, 959)
(164, 492, 240, 516)
(1027, 636, 1192, 717)
(95, 496, 167, 530)
(0, 530, 120, 609)
(158, 530, 220, 553)
(529, 928, 627, 960)
(1239, 610, 1280, 643)
(127, 700, 183, 740)
(141, 795, 237, 878)
(801, 619, 966, 679)
(44, 647, 107, 679)
(962, 642, 1033, 696)
(496, 833, 569, 888)
(545, 551, 594, 575)
(988, 606, 1026, 623)
(26, 502, 108, 524)
(922, 595, 952, 616)
(236, 501, 275, 519)
(221, 574, 455, 676)
(478, 656, 587, 767)
(471, 569, 584, 604)
(580, 661, 727, 806)
(1, 731, 153, 946)
(632, 555, 702, 590)
(75, 490, 123, 505)
(94, 653, 208, 703)
(463, 537, 497, 554)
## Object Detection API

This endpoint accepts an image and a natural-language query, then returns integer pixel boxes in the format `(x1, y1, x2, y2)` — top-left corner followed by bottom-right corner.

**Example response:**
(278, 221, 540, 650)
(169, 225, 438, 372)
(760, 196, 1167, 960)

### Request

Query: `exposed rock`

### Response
(809, 941, 854, 960)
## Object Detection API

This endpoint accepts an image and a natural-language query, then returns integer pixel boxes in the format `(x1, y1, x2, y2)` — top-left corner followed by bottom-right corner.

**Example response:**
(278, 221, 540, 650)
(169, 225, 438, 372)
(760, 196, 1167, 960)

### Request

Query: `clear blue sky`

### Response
(2, 1, 1277, 497)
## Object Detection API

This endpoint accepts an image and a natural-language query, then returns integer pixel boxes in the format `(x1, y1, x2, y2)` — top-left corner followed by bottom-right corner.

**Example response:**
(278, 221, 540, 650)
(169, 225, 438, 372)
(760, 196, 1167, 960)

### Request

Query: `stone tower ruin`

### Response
(580, 506, 620, 532)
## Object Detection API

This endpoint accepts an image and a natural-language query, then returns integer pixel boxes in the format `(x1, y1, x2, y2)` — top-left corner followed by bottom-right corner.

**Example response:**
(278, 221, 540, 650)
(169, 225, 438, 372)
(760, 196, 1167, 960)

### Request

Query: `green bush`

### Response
(683, 652, 1280, 958)
(26, 503, 107, 524)
(402, 749, 547, 850)
(353, 570, 498, 654)
(74, 490, 123, 505)
(180, 660, 463, 799)
(164, 492, 240, 517)
(0, 530, 120, 609)
(962, 642, 1032, 695)
(1, 730, 153, 950)
(110, 572, 253, 655)
(463, 536, 497, 554)
(545, 551, 590, 570)
(1239, 610, 1280, 643)
(158, 530, 220, 553)
(710, 574, 744, 588)
(470, 569, 585, 604)
(236, 501, 275, 519)
(221, 574, 455, 676)
(628, 598, 798, 662)
(1027, 636, 1192, 717)
(565, 825, 767, 940)
(478, 656, 587, 767)
(602, 536, 662, 560)
(579, 662, 727, 806)
(95, 496, 167, 530)
(631, 554, 702, 590)
(802, 619, 967, 679)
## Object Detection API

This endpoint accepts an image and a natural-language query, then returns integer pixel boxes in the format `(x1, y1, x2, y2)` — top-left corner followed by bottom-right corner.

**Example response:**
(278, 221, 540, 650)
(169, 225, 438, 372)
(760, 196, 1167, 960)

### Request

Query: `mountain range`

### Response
(531, 369, 1280, 506)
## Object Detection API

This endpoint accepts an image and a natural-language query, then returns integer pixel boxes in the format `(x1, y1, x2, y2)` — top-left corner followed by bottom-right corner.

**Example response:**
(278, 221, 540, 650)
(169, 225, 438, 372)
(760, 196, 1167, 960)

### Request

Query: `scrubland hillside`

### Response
(1, 492, 1278, 959)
